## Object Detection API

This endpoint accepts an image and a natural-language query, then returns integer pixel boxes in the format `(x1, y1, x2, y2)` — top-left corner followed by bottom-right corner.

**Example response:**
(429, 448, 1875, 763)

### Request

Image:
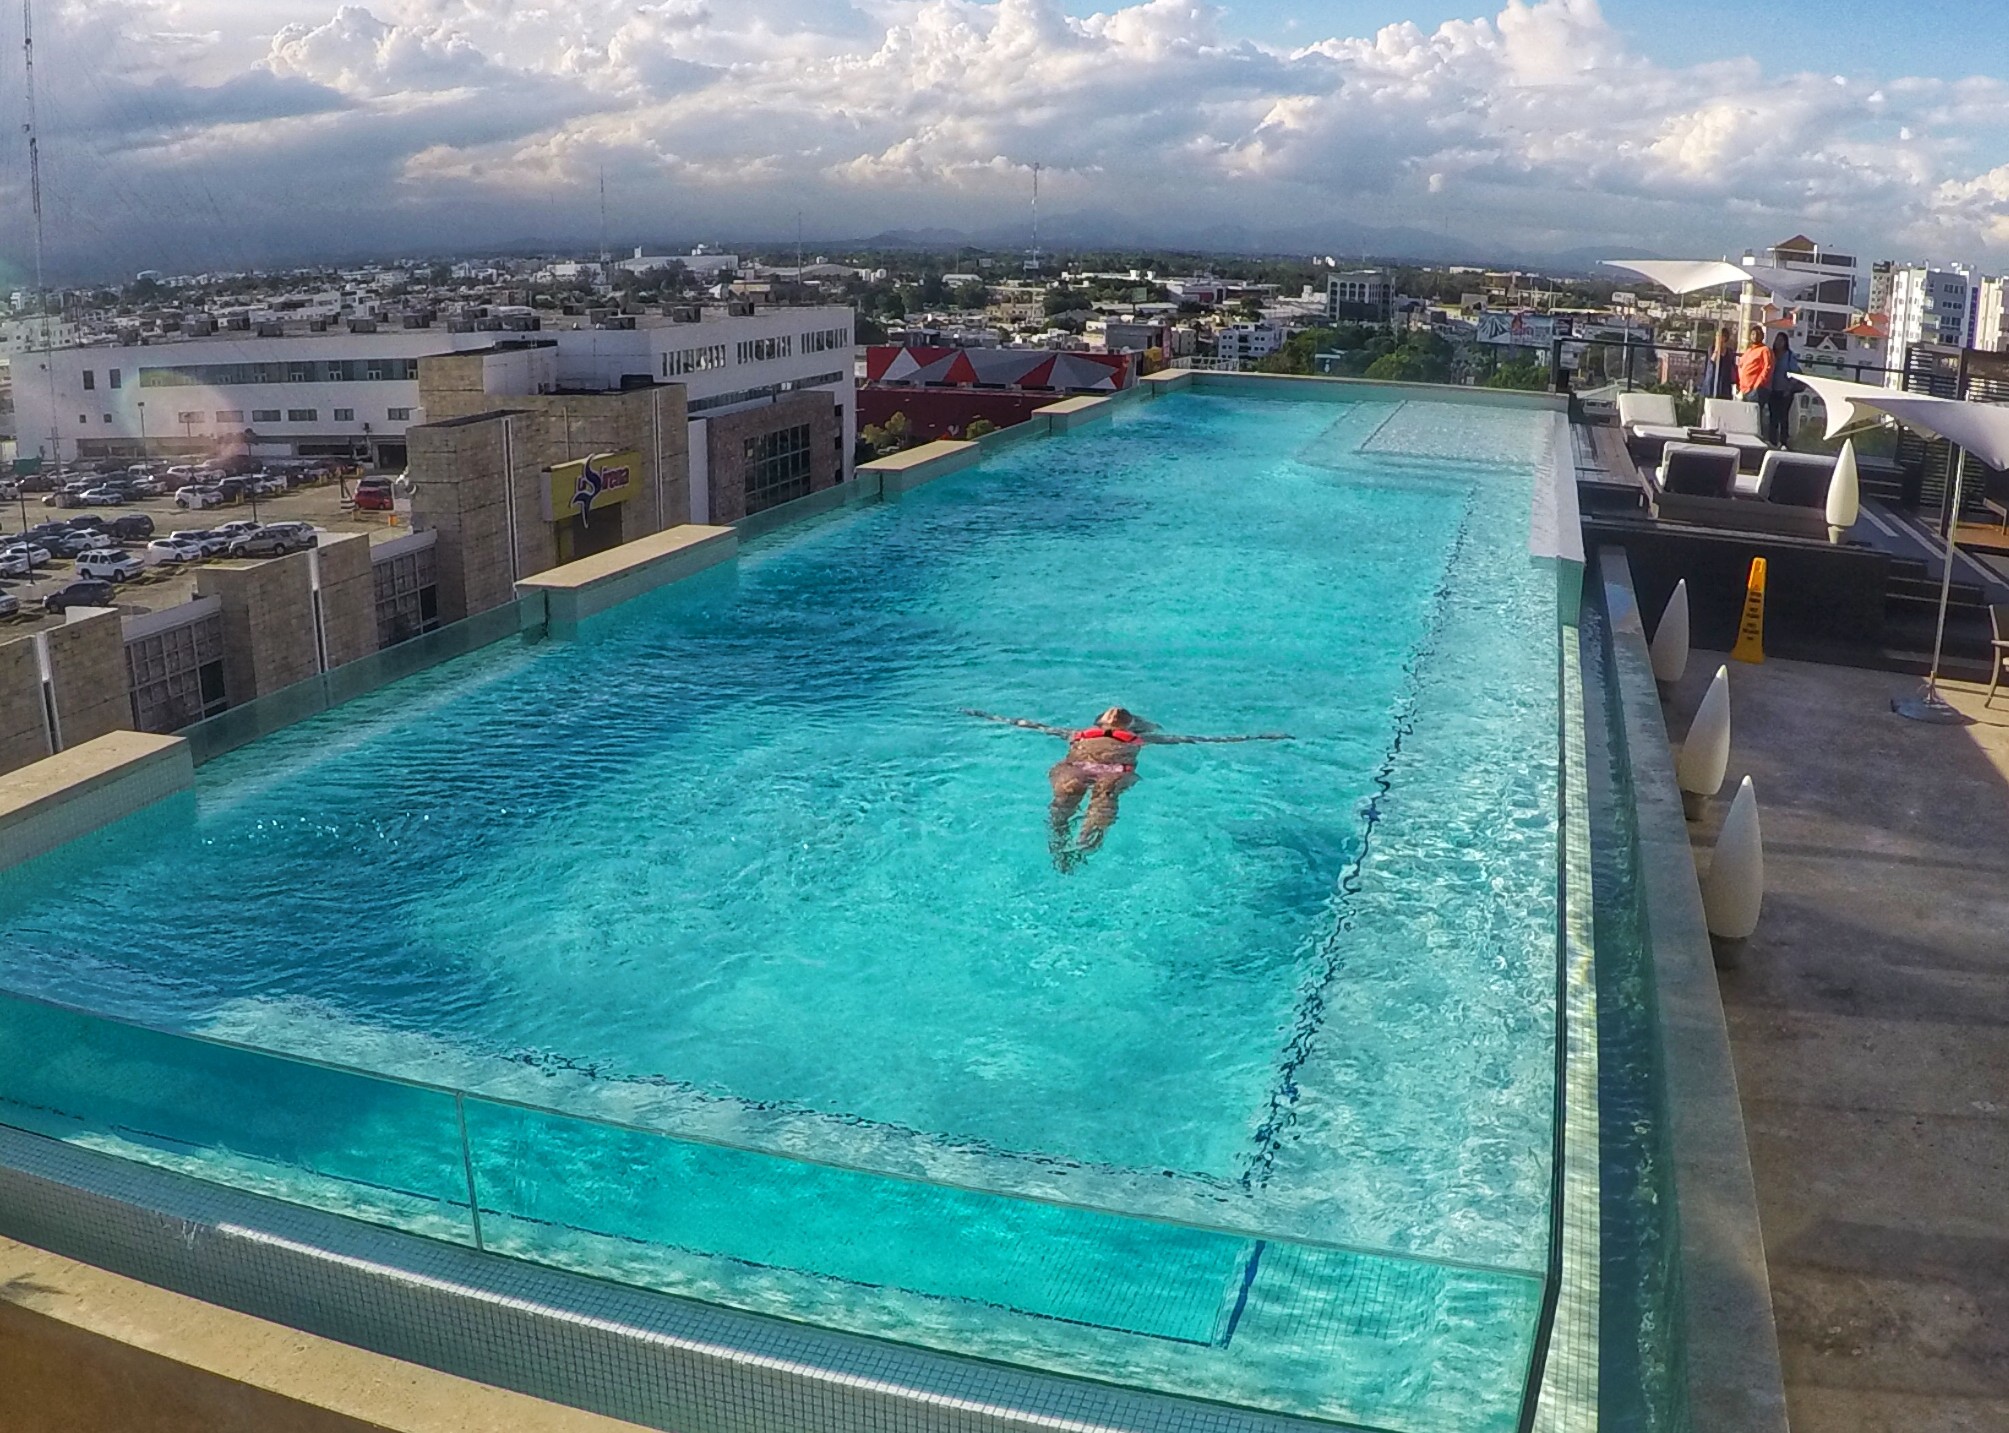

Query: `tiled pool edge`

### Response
(1530, 620, 1600, 1433)
(0, 1127, 1356, 1433)
(1595, 548, 1789, 1433)
(0, 731, 192, 872)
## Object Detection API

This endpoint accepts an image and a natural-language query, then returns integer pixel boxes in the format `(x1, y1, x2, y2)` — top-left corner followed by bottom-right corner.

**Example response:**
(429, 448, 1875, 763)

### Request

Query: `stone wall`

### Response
(703, 392, 839, 525)
(195, 553, 320, 705)
(407, 381, 690, 622)
(46, 611, 133, 749)
(0, 636, 51, 773)
(314, 534, 380, 670)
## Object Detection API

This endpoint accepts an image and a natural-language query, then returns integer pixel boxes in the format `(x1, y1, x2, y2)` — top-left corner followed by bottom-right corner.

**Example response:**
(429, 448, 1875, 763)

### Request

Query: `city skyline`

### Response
(5, 0, 2009, 283)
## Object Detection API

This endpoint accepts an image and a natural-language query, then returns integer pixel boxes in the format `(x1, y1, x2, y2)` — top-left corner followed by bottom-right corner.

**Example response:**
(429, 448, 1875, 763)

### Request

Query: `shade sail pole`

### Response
(1895, 446, 1975, 724)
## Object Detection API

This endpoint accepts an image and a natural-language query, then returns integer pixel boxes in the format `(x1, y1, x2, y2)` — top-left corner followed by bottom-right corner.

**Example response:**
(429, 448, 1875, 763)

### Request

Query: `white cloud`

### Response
(6, 0, 2009, 277)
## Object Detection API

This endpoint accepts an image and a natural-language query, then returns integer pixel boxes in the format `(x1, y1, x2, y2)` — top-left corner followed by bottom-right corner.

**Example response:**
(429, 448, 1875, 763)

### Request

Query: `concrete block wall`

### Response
(408, 381, 690, 623)
(0, 636, 52, 774)
(46, 611, 134, 750)
(195, 553, 320, 705)
(704, 392, 839, 524)
(313, 534, 380, 670)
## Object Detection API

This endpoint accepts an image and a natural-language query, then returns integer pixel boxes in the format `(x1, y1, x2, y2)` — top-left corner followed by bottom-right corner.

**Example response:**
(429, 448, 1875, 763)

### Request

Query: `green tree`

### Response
(1044, 287, 1085, 316)
(1484, 360, 1548, 391)
(963, 417, 998, 440)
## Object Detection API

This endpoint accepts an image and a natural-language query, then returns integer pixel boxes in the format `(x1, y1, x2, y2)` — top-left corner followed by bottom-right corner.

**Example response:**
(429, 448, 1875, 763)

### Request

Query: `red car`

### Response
(352, 477, 396, 512)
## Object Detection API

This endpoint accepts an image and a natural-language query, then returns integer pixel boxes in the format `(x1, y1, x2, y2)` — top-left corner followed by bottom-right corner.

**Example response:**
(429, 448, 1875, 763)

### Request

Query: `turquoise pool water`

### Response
(0, 392, 1564, 1431)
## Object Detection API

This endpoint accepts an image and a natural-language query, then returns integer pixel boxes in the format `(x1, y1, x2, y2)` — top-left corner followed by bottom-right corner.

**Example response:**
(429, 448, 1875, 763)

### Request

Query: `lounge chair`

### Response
(1990, 605, 2009, 708)
(1654, 442, 1739, 498)
(1755, 451, 1837, 509)
(1701, 398, 1774, 470)
(1619, 391, 1691, 465)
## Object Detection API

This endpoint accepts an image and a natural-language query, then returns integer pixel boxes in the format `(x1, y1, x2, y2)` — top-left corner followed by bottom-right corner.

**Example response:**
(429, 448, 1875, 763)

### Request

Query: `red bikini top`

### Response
(1072, 727, 1140, 743)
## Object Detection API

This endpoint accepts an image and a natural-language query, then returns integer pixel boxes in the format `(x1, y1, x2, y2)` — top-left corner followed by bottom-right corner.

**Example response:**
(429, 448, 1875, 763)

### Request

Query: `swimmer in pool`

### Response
(963, 707, 1291, 871)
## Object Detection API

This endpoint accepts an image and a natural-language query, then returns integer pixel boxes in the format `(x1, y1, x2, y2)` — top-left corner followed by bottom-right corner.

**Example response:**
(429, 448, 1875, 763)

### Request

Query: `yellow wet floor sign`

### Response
(1732, 557, 1767, 663)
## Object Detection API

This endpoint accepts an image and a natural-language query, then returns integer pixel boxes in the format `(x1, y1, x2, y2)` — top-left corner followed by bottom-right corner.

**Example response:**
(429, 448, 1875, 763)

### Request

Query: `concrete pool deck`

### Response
(1664, 653, 2009, 1433)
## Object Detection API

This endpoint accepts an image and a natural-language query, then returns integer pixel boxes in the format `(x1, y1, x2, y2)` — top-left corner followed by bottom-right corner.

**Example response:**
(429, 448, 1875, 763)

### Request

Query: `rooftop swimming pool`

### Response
(0, 390, 1573, 1433)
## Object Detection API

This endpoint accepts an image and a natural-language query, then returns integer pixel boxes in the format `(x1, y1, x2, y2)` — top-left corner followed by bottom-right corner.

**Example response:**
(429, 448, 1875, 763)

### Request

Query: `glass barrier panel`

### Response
(0, 992, 474, 1244)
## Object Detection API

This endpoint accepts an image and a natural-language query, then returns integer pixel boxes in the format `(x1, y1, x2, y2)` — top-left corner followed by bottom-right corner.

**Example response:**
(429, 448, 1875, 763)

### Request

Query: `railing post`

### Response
(455, 1091, 486, 1252)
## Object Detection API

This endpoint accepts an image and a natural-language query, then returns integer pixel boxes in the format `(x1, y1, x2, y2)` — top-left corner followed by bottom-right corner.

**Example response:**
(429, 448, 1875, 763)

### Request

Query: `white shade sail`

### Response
(1604, 259, 1827, 301)
(1795, 374, 2009, 469)
(1793, 374, 1906, 440)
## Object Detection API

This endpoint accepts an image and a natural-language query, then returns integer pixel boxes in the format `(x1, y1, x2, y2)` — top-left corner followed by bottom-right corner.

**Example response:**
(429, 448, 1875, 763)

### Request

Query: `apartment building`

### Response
(1974, 276, 2009, 353)
(1212, 322, 1286, 369)
(1326, 270, 1390, 320)
(1884, 263, 1979, 384)
(1737, 236, 1865, 356)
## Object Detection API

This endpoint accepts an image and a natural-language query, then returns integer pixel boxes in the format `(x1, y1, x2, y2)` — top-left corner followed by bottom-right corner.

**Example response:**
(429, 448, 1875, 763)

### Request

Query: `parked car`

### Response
(261, 521, 319, 550)
(41, 578, 115, 613)
(0, 553, 31, 579)
(352, 477, 397, 511)
(169, 528, 232, 557)
(77, 487, 128, 506)
(62, 514, 109, 531)
(75, 549, 144, 582)
(54, 528, 114, 557)
(146, 536, 208, 564)
(227, 524, 314, 558)
(0, 480, 17, 501)
(25, 522, 71, 544)
(213, 520, 262, 541)
(0, 591, 19, 619)
(247, 475, 287, 497)
(175, 486, 225, 509)
(123, 478, 164, 499)
(41, 490, 86, 508)
(111, 513, 155, 541)
(1, 542, 52, 568)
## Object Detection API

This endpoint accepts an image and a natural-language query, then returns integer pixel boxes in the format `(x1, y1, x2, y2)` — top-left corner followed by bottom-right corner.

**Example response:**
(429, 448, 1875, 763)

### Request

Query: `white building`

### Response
(1884, 263, 1978, 384)
(615, 249, 741, 279)
(1974, 276, 2009, 352)
(12, 307, 856, 474)
(1212, 322, 1285, 369)
(1326, 270, 1390, 320)
(1737, 236, 1864, 356)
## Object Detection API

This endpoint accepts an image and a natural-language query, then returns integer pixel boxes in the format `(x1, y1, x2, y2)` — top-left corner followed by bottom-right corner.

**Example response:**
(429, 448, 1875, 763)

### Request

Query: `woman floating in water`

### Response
(964, 706, 1291, 871)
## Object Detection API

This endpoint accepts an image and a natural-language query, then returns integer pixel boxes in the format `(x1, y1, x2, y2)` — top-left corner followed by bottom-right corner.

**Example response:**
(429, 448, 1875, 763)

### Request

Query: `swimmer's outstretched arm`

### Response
(962, 709, 1072, 737)
(1141, 732, 1293, 744)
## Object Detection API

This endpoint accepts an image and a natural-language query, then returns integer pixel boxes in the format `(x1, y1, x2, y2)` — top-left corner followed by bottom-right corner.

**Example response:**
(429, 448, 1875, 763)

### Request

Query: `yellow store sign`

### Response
(546, 450, 640, 525)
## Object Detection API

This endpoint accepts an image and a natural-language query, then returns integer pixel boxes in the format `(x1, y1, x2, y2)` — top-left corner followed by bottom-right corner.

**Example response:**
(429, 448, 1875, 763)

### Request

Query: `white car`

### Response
(170, 529, 232, 557)
(0, 554, 27, 579)
(0, 542, 52, 569)
(213, 520, 262, 541)
(174, 486, 225, 509)
(146, 536, 208, 564)
(0, 592, 19, 619)
(75, 549, 144, 582)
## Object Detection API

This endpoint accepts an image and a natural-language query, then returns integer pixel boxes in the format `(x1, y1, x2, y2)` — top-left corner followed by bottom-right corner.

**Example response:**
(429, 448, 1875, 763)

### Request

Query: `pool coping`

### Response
(0, 731, 193, 871)
(1593, 547, 1790, 1433)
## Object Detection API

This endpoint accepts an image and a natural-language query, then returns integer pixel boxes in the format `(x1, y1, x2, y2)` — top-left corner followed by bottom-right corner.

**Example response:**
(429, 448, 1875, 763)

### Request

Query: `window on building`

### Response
(366, 361, 388, 381)
(286, 408, 318, 422)
(215, 409, 244, 424)
(387, 407, 413, 421)
(333, 407, 355, 422)
(735, 335, 793, 364)
(251, 408, 281, 423)
(78, 413, 88, 425)
(102, 414, 113, 423)
(742, 422, 813, 515)
(81, 370, 95, 390)
(177, 411, 202, 425)
(109, 368, 123, 389)
(289, 365, 312, 383)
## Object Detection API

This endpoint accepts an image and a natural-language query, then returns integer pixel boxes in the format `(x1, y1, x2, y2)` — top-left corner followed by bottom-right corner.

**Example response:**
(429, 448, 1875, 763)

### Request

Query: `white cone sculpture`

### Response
(1826, 438, 1860, 544)
(1650, 579, 1690, 686)
(1675, 664, 1730, 819)
(1702, 776, 1764, 956)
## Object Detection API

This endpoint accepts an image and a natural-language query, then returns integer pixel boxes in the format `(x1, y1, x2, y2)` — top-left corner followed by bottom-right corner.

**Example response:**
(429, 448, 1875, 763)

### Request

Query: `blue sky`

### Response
(6, 0, 2009, 278)
(1123, 0, 2009, 80)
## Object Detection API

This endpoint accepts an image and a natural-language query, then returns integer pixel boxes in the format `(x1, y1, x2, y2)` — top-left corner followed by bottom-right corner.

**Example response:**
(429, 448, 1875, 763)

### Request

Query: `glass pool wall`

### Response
(0, 389, 1578, 1433)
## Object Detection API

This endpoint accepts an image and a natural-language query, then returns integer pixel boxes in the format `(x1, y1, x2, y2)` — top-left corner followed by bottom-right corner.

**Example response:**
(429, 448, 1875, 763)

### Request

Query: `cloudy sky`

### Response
(5, 0, 2009, 283)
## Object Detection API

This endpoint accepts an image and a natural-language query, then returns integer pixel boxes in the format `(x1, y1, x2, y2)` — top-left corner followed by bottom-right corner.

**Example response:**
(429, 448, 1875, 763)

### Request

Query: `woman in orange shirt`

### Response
(1736, 325, 1774, 403)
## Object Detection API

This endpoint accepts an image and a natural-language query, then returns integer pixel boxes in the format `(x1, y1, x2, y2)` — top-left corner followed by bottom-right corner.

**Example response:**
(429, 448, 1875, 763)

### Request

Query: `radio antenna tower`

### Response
(598, 165, 611, 284)
(1024, 163, 1042, 275)
(23, 0, 62, 469)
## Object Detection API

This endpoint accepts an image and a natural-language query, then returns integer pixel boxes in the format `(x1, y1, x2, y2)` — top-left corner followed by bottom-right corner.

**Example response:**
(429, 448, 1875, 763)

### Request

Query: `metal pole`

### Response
(454, 1092, 486, 1251)
(1926, 447, 1965, 692)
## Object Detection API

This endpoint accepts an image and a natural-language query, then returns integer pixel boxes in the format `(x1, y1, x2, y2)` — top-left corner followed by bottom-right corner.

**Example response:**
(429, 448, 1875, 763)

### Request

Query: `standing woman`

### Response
(1700, 327, 1737, 402)
(1736, 325, 1775, 404)
(1764, 331, 1798, 447)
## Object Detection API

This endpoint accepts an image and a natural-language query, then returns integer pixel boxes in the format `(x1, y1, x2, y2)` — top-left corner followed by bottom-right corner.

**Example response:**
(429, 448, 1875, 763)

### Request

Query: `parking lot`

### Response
(0, 476, 412, 637)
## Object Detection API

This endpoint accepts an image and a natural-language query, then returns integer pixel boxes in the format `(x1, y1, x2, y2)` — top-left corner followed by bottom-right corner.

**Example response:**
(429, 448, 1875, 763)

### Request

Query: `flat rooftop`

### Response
(1666, 652, 2009, 1433)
